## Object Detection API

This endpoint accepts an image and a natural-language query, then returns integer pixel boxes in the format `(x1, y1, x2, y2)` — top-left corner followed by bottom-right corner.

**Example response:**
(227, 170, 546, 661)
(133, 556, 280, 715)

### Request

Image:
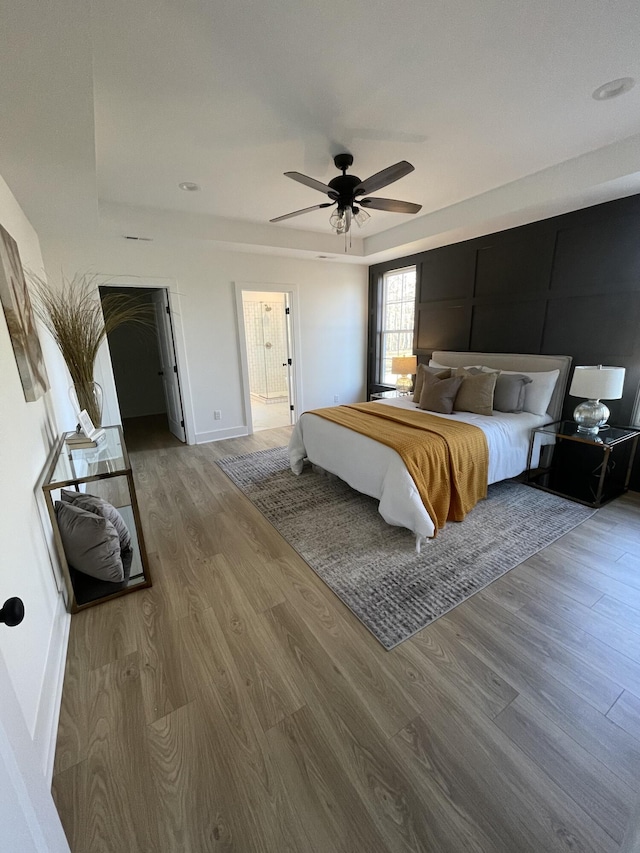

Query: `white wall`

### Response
(40, 235, 369, 443)
(0, 175, 69, 778)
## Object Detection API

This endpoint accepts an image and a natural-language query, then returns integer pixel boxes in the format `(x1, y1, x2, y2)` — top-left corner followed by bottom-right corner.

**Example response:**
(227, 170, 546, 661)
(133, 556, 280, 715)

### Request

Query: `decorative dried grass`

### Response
(29, 272, 151, 425)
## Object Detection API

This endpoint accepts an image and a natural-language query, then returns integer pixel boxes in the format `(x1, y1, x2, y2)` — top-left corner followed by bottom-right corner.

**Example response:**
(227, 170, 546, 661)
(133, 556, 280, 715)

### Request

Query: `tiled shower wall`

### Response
(243, 299, 288, 401)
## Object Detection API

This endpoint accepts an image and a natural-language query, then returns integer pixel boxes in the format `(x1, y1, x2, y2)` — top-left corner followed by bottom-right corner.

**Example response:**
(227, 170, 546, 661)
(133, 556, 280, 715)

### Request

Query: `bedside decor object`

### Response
(569, 365, 625, 435)
(391, 355, 417, 394)
(29, 271, 150, 426)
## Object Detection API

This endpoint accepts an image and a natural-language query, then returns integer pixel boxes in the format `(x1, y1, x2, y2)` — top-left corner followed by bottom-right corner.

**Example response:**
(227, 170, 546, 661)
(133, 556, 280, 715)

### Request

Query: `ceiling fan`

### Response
(270, 153, 422, 234)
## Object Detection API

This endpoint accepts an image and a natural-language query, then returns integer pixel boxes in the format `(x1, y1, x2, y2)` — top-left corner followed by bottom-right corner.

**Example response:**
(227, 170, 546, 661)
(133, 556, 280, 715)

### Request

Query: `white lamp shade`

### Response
(391, 356, 417, 375)
(569, 366, 625, 400)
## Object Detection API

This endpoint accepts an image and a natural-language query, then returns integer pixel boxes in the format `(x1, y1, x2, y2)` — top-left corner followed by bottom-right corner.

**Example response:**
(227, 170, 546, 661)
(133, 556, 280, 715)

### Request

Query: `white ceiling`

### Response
(2, 0, 640, 262)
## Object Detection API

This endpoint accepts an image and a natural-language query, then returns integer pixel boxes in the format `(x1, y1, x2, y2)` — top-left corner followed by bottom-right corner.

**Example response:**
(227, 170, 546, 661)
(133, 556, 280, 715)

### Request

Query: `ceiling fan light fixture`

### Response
(329, 208, 348, 234)
(353, 207, 371, 228)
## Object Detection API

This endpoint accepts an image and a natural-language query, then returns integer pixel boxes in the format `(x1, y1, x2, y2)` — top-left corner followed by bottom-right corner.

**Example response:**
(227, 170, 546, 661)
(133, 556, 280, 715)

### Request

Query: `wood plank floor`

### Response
(51, 425, 640, 852)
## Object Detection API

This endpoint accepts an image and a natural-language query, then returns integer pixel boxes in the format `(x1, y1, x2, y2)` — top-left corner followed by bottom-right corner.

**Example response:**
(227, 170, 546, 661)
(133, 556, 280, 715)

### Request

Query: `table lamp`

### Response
(391, 355, 417, 395)
(569, 365, 625, 434)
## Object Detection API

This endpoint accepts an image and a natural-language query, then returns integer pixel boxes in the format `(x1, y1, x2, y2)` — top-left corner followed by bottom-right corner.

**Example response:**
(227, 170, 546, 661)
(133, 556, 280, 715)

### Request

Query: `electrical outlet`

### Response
(333, 395, 339, 403)
(214, 410, 221, 420)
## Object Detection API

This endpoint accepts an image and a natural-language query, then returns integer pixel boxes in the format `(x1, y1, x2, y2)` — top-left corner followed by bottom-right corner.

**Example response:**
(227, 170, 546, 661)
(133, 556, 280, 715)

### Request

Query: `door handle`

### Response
(0, 597, 24, 627)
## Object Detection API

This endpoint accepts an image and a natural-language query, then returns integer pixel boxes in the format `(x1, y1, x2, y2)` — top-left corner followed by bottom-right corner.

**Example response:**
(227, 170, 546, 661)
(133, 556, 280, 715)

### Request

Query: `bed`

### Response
(289, 351, 572, 547)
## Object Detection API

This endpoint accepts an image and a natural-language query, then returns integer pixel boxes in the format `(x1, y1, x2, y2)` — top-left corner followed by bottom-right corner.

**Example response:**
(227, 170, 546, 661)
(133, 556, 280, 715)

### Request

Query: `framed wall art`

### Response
(0, 224, 48, 401)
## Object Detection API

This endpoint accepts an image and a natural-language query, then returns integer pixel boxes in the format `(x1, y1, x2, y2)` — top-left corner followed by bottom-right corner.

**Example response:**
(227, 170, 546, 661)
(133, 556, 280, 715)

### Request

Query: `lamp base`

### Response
(573, 399, 610, 435)
(395, 374, 412, 395)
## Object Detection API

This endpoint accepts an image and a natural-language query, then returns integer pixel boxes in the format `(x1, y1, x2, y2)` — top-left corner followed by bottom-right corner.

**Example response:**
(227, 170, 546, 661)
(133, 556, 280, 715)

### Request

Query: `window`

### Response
(380, 266, 416, 385)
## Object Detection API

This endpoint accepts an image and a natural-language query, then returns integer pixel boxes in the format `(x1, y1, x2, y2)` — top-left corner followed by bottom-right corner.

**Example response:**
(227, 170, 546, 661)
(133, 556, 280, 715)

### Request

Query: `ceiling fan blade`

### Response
(284, 171, 337, 197)
(270, 202, 333, 223)
(359, 197, 422, 214)
(353, 161, 414, 196)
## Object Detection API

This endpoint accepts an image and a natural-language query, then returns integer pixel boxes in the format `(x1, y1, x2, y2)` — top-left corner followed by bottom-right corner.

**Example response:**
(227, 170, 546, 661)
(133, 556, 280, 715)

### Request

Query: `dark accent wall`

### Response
(369, 194, 640, 429)
(368, 195, 640, 489)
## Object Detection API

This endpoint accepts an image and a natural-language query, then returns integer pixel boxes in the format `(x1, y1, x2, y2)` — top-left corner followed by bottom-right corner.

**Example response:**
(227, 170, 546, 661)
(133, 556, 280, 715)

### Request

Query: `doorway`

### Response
(99, 285, 186, 449)
(238, 289, 295, 432)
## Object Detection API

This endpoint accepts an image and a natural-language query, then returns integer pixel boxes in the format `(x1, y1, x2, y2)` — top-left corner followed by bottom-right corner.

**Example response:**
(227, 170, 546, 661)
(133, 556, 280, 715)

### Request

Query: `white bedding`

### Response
(289, 397, 549, 544)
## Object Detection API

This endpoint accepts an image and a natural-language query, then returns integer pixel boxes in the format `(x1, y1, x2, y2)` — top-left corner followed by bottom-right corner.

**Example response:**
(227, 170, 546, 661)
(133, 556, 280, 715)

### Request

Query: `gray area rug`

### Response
(217, 447, 596, 649)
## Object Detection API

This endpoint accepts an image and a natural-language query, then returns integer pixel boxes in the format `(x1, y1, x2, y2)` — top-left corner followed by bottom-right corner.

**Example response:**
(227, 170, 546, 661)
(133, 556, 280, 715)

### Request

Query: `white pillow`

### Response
(501, 368, 559, 416)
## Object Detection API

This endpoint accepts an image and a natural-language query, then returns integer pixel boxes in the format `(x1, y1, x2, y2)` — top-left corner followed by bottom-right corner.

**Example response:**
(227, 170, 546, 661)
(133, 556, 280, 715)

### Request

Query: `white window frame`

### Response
(379, 265, 417, 386)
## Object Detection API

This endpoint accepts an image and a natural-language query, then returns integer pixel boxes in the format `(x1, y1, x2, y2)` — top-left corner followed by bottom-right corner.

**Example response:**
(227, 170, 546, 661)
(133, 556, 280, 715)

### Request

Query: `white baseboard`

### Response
(195, 425, 248, 443)
(32, 595, 71, 782)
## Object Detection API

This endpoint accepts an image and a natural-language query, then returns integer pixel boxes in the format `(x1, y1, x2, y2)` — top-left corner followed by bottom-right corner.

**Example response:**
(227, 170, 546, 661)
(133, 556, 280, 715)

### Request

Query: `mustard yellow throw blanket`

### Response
(311, 403, 488, 534)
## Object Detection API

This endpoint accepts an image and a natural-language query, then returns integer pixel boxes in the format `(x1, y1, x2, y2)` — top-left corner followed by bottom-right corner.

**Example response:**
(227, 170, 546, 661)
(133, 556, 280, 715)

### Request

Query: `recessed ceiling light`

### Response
(178, 181, 200, 191)
(592, 77, 635, 100)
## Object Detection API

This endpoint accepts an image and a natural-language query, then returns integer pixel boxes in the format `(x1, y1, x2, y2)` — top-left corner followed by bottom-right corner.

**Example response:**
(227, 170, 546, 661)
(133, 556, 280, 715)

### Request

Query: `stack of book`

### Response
(65, 429, 106, 449)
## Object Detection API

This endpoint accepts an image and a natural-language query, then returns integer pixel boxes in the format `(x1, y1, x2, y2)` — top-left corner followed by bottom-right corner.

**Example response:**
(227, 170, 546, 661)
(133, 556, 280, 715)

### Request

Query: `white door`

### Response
(152, 290, 186, 442)
(0, 648, 70, 852)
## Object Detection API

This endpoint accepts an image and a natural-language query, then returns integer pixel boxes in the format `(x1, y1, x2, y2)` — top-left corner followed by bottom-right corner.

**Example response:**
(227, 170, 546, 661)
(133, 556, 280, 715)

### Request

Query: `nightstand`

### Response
(370, 390, 402, 401)
(527, 420, 639, 507)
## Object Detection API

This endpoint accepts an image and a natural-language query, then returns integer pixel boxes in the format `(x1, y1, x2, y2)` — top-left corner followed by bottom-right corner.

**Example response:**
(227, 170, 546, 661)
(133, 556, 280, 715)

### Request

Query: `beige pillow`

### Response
(453, 369, 497, 416)
(455, 366, 484, 376)
(418, 374, 463, 414)
(413, 364, 451, 402)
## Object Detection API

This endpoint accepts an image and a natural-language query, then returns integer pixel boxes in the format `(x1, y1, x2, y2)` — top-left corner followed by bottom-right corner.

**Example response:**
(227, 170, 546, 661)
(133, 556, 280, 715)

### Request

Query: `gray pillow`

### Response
(418, 375, 463, 414)
(55, 501, 124, 583)
(61, 489, 132, 551)
(413, 364, 451, 402)
(493, 373, 533, 413)
(453, 369, 497, 416)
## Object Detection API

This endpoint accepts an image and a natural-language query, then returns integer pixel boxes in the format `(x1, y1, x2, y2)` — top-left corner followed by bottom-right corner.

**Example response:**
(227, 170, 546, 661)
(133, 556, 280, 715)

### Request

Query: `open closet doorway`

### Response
(238, 289, 296, 432)
(99, 285, 186, 449)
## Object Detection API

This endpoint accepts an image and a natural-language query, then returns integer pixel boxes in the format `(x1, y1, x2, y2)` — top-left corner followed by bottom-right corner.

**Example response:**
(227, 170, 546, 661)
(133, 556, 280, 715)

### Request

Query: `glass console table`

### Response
(527, 419, 639, 508)
(41, 425, 152, 612)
